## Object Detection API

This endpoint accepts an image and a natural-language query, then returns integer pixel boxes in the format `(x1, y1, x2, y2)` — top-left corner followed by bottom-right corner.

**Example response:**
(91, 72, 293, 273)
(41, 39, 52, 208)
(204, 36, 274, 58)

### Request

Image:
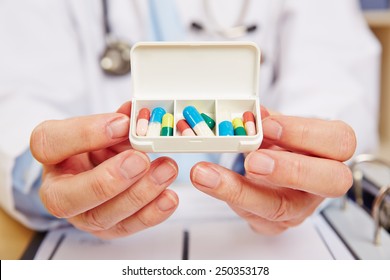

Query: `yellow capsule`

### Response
(162, 113, 174, 128)
(232, 117, 247, 136)
(232, 118, 244, 129)
(161, 113, 174, 136)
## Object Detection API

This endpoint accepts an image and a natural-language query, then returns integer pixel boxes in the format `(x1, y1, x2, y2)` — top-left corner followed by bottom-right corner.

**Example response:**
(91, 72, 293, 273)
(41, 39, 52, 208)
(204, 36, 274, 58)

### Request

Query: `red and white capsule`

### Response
(136, 108, 150, 136)
(243, 111, 256, 136)
(176, 119, 196, 136)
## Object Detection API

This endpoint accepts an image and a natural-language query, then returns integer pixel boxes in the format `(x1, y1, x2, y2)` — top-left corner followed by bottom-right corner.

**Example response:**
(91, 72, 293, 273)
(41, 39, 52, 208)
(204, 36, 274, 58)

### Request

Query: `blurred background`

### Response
(360, 0, 390, 158)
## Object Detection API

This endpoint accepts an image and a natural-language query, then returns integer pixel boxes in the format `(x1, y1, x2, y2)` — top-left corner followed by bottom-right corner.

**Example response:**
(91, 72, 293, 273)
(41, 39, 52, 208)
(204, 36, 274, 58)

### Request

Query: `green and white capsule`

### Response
(201, 113, 216, 130)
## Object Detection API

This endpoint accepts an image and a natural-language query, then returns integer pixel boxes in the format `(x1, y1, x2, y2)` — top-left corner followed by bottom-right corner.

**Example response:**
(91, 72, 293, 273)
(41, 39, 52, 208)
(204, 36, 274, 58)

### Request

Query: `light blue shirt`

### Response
(12, 150, 59, 224)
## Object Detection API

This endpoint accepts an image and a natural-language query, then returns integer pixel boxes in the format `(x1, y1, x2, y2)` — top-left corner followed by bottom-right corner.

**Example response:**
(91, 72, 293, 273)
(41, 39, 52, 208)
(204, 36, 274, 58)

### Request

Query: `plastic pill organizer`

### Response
(129, 42, 263, 153)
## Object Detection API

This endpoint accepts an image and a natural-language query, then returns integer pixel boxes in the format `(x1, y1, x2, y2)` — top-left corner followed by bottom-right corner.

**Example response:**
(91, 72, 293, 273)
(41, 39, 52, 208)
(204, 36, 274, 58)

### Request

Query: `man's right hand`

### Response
(30, 102, 179, 239)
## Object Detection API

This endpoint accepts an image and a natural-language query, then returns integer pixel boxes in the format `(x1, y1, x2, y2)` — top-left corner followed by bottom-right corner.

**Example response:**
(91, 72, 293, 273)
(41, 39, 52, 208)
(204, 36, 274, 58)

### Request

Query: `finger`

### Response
(260, 105, 270, 120)
(230, 198, 322, 235)
(259, 139, 285, 151)
(30, 113, 130, 164)
(244, 149, 353, 197)
(40, 150, 150, 218)
(231, 206, 299, 235)
(109, 139, 132, 153)
(116, 101, 132, 116)
(86, 102, 133, 166)
(88, 139, 132, 167)
(89, 149, 117, 167)
(100, 101, 133, 158)
(68, 157, 178, 232)
(262, 116, 356, 161)
(191, 162, 325, 222)
(88, 189, 179, 239)
(262, 106, 281, 117)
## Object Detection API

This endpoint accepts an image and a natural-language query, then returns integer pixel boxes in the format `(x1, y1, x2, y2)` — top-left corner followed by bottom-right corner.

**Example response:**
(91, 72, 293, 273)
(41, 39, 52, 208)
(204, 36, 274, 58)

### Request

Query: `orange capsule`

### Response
(176, 119, 196, 136)
(243, 111, 256, 136)
(136, 108, 150, 136)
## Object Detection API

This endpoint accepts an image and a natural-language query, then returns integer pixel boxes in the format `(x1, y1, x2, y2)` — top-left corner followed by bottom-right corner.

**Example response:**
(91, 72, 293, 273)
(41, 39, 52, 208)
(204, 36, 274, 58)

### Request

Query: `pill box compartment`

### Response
(175, 99, 216, 136)
(129, 42, 263, 153)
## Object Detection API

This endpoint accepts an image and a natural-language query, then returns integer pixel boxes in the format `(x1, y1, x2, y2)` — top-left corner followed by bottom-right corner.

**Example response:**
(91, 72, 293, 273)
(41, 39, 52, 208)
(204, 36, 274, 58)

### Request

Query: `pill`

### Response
(160, 113, 174, 136)
(218, 120, 234, 136)
(136, 108, 150, 136)
(243, 111, 256, 136)
(201, 113, 216, 129)
(146, 107, 166, 137)
(176, 119, 196, 136)
(183, 106, 214, 136)
(232, 118, 247, 136)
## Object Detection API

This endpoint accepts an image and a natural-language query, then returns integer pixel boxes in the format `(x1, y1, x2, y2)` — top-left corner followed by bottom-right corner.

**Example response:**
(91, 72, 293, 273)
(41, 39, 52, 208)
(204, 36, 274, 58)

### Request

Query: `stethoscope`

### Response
(100, 0, 258, 76)
(99, 0, 132, 76)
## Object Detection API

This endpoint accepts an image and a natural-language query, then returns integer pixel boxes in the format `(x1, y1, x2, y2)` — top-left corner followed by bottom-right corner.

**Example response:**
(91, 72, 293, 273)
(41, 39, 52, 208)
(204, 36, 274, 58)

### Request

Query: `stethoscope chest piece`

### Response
(100, 40, 131, 76)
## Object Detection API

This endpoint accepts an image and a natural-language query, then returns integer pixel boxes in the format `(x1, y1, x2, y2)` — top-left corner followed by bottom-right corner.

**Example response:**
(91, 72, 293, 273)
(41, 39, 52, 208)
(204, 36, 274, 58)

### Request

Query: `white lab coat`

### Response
(0, 0, 381, 230)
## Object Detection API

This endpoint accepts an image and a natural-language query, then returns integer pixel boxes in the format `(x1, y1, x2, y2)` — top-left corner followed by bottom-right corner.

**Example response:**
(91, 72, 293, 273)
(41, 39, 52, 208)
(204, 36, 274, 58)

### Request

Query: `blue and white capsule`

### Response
(146, 107, 166, 137)
(183, 106, 214, 136)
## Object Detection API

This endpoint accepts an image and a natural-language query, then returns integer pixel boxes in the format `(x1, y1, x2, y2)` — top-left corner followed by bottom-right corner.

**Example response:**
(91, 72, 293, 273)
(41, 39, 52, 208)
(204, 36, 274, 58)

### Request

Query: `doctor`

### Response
(0, 0, 380, 239)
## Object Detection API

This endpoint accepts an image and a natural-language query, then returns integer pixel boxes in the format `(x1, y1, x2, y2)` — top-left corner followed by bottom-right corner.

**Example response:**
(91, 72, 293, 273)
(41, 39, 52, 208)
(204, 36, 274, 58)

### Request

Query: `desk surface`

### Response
(0, 208, 35, 260)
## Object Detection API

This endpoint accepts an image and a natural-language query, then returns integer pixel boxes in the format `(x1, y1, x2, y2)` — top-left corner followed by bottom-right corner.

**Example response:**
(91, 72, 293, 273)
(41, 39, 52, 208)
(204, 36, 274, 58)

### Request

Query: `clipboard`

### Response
(19, 155, 390, 260)
(21, 184, 347, 260)
(321, 154, 390, 259)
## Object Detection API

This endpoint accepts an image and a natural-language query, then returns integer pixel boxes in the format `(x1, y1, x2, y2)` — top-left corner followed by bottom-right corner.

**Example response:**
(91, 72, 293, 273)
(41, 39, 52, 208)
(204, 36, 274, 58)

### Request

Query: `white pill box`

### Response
(129, 42, 263, 153)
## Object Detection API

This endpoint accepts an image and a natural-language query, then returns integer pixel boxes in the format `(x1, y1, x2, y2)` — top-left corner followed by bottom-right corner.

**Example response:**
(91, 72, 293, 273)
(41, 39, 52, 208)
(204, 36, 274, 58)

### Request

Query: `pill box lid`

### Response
(131, 42, 260, 99)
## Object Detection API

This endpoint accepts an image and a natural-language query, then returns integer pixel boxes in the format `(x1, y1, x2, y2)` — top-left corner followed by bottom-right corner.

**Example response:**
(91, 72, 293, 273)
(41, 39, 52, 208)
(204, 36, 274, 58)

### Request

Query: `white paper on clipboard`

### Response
(33, 184, 353, 260)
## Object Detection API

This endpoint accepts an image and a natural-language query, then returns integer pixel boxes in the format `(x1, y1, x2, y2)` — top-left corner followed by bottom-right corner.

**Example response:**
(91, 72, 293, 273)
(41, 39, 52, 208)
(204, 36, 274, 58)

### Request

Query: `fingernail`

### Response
(245, 152, 275, 175)
(107, 116, 129, 139)
(260, 105, 270, 119)
(120, 152, 148, 179)
(192, 165, 221, 189)
(157, 192, 177, 211)
(151, 161, 177, 185)
(262, 118, 282, 140)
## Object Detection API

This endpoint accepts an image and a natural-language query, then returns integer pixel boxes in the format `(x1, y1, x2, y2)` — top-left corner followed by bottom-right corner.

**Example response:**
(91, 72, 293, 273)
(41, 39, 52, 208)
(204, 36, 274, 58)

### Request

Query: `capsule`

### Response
(160, 113, 174, 136)
(232, 118, 247, 136)
(183, 106, 214, 136)
(218, 120, 234, 136)
(201, 113, 216, 130)
(243, 111, 256, 136)
(176, 119, 196, 136)
(136, 108, 150, 136)
(146, 107, 166, 137)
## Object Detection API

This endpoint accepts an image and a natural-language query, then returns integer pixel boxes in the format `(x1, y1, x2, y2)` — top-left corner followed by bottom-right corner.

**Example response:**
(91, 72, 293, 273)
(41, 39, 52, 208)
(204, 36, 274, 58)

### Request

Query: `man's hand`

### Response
(30, 102, 179, 239)
(190, 109, 356, 235)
